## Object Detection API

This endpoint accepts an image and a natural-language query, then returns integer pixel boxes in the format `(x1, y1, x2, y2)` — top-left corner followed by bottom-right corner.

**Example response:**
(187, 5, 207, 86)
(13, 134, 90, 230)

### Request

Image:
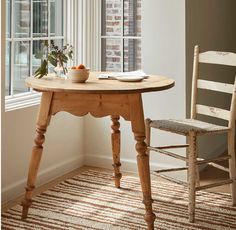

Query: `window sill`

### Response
(5, 92, 41, 112)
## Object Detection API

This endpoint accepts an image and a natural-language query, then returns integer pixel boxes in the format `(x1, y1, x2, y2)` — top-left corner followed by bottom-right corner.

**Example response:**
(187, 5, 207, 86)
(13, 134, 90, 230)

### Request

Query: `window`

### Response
(101, 0, 141, 72)
(5, 0, 65, 98)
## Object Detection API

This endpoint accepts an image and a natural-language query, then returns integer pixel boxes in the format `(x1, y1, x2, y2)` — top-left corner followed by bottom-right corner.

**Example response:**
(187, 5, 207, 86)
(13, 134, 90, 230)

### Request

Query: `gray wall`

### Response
(186, 0, 236, 159)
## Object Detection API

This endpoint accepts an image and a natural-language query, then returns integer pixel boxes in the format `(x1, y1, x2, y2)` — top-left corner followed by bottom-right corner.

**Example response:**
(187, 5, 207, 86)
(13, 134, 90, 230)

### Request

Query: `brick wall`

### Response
(102, 0, 142, 72)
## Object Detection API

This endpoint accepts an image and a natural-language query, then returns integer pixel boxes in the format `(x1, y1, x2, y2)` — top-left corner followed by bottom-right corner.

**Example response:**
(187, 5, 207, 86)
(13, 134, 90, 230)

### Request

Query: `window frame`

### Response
(100, 0, 142, 72)
(5, 0, 67, 111)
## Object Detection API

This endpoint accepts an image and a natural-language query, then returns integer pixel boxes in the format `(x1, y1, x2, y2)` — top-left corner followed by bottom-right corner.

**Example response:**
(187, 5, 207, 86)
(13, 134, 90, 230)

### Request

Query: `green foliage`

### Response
(34, 41, 73, 79)
(34, 60, 48, 79)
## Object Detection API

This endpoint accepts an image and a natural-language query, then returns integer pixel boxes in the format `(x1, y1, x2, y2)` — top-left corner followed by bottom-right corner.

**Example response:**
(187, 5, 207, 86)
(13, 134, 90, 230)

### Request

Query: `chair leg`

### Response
(186, 137, 189, 184)
(188, 132, 197, 222)
(228, 129, 236, 206)
(145, 118, 152, 155)
(187, 135, 199, 187)
(195, 136, 200, 187)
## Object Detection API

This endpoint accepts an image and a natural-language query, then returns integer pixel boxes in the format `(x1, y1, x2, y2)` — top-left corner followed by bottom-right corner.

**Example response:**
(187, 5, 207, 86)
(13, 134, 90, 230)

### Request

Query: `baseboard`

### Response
(84, 154, 177, 173)
(2, 155, 84, 204)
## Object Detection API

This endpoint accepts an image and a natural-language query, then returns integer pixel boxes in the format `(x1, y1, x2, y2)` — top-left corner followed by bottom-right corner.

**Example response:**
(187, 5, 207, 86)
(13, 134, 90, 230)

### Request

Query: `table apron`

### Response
(50, 92, 137, 120)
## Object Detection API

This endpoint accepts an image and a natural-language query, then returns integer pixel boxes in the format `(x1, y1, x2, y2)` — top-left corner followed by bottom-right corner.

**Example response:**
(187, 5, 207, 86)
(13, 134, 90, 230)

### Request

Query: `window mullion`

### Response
(10, 0, 14, 96)
(30, 0, 33, 92)
(47, 0, 51, 75)
(121, 0, 124, 72)
(101, 35, 141, 39)
(48, 0, 51, 42)
(63, 0, 67, 45)
(6, 36, 64, 42)
(96, 0, 101, 70)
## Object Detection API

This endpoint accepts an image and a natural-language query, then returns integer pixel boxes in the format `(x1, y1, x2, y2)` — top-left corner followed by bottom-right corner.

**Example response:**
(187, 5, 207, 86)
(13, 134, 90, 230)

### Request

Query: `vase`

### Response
(54, 63, 67, 78)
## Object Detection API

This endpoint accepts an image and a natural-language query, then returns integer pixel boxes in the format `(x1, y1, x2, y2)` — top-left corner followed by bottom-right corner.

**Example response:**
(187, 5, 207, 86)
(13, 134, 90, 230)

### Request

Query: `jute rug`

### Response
(2, 169, 236, 230)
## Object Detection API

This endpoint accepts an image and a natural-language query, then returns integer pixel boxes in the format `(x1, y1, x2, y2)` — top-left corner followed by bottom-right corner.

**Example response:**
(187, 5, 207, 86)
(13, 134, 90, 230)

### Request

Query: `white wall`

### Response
(2, 106, 84, 203)
(84, 0, 187, 178)
(142, 0, 186, 176)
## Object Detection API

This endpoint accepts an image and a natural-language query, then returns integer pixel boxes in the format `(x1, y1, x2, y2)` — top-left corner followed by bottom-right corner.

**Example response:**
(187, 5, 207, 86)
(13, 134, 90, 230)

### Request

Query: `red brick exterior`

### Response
(102, 0, 142, 72)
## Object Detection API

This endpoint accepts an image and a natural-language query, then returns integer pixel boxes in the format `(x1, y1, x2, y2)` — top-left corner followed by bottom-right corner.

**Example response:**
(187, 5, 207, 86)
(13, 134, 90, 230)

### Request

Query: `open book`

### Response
(98, 70, 149, 80)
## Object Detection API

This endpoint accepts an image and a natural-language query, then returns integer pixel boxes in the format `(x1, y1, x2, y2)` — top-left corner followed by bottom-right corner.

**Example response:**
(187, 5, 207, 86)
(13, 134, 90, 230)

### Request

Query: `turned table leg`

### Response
(21, 92, 53, 219)
(111, 115, 122, 188)
(129, 94, 156, 230)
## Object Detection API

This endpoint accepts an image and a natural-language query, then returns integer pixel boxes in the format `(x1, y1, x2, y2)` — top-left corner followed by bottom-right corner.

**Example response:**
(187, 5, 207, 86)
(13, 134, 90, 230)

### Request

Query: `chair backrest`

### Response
(191, 45, 236, 128)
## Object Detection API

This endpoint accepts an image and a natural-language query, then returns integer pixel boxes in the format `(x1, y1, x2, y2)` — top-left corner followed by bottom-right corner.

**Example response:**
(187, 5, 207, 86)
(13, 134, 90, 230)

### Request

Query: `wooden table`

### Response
(22, 72, 174, 229)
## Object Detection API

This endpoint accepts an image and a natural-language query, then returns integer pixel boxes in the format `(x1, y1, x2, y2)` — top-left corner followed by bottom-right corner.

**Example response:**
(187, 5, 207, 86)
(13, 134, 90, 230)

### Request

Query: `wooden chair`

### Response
(145, 45, 236, 222)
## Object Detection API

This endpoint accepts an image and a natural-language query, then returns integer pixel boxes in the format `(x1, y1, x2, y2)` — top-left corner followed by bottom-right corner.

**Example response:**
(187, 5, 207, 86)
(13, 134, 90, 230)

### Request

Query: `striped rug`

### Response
(2, 169, 236, 229)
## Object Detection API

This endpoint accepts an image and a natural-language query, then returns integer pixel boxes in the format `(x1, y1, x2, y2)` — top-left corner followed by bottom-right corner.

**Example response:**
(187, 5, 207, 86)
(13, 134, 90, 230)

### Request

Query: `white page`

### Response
(98, 70, 149, 79)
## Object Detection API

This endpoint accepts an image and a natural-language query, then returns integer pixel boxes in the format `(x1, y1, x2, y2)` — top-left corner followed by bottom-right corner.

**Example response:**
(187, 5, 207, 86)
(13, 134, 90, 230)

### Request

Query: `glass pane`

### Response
(50, 0, 63, 36)
(13, 41, 30, 94)
(33, 0, 48, 37)
(5, 42, 11, 96)
(102, 0, 122, 36)
(32, 40, 48, 75)
(124, 0, 141, 36)
(6, 0, 11, 38)
(52, 39, 63, 48)
(14, 0, 30, 38)
(102, 38, 121, 72)
(124, 39, 141, 72)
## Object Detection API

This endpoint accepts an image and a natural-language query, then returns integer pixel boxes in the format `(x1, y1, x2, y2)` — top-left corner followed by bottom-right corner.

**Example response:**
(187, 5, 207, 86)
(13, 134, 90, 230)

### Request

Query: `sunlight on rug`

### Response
(2, 169, 236, 229)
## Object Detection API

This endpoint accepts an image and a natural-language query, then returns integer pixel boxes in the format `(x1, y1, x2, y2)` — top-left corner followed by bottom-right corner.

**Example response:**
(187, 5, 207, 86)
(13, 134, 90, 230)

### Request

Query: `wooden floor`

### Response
(2, 165, 230, 213)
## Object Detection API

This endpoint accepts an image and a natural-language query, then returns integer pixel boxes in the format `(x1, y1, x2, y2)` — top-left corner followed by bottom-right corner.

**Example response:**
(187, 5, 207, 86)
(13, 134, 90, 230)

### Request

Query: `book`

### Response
(98, 70, 149, 80)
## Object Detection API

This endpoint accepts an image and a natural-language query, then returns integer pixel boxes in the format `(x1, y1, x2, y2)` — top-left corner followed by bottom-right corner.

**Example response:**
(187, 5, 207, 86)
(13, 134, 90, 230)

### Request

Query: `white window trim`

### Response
(5, 0, 101, 112)
(5, 0, 67, 112)
(5, 92, 41, 111)
(62, 0, 101, 69)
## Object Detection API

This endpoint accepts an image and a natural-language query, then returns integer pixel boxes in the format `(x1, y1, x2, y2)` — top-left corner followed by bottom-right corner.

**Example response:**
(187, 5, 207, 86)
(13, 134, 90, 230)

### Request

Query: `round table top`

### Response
(25, 72, 175, 94)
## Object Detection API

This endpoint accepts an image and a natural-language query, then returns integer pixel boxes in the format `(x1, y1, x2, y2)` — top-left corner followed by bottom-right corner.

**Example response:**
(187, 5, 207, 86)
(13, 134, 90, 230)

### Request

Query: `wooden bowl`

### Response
(68, 68, 90, 83)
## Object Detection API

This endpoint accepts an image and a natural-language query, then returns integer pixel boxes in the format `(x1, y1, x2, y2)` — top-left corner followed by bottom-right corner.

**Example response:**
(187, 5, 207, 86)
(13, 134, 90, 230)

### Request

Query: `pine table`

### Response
(21, 72, 174, 229)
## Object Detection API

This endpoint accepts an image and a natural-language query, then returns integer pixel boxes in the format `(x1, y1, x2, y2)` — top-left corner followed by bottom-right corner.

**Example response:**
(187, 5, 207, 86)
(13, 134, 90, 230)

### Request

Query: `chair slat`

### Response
(196, 104, 230, 120)
(154, 167, 188, 174)
(152, 173, 187, 186)
(199, 51, 236, 66)
(148, 146, 187, 161)
(197, 79, 234, 94)
(196, 155, 230, 165)
(156, 144, 189, 149)
(196, 179, 233, 191)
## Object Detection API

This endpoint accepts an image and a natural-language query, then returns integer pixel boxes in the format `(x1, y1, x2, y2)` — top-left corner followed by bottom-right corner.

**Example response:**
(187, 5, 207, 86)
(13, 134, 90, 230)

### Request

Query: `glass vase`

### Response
(54, 63, 67, 78)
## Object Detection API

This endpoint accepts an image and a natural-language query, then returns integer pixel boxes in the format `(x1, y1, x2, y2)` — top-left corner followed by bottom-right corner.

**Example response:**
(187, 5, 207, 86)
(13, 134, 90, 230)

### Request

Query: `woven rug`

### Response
(2, 169, 236, 230)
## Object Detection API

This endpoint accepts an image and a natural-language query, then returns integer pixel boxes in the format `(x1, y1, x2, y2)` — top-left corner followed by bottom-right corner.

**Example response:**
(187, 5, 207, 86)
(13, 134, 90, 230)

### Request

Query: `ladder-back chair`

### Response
(146, 45, 236, 222)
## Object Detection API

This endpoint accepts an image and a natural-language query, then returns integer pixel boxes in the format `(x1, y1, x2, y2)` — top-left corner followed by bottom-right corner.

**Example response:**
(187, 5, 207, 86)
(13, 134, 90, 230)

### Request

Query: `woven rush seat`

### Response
(150, 119, 230, 135)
